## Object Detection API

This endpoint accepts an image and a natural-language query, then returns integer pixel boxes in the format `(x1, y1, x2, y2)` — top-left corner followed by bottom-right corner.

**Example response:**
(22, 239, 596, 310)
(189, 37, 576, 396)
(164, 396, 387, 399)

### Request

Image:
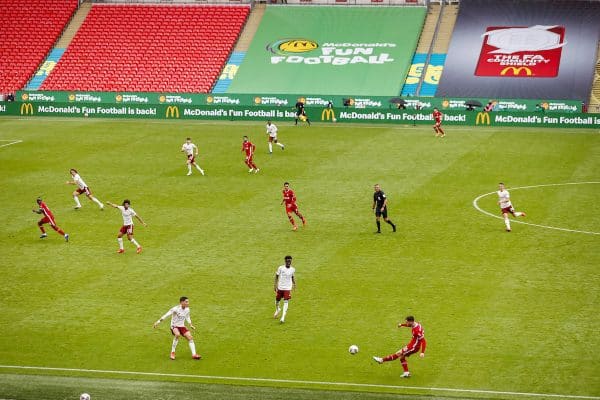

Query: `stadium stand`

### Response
(0, 0, 77, 94)
(42, 5, 250, 93)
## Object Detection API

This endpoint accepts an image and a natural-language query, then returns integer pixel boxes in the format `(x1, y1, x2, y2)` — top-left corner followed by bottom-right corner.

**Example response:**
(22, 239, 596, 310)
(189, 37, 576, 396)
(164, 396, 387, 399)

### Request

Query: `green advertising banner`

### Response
(3, 101, 598, 128)
(16, 90, 581, 113)
(226, 6, 426, 96)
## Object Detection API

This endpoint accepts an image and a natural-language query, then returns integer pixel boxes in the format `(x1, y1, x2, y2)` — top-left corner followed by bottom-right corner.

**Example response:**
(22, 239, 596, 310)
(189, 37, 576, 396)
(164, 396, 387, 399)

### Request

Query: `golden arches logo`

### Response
(165, 105, 180, 119)
(321, 108, 336, 121)
(500, 66, 532, 76)
(20, 103, 34, 115)
(475, 112, 491, 125)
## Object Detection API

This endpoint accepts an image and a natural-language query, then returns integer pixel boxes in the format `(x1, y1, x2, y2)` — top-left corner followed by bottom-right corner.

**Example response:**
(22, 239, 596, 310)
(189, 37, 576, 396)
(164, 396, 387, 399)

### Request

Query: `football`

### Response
(348, 345, 359, 355)
(332, 117, 337, 122)
(80, 394, 91, 400)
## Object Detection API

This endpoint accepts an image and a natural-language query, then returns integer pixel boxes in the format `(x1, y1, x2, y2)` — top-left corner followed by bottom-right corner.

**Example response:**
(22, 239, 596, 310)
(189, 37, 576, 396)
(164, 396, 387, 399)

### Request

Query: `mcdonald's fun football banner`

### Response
(475, 26, 565, 78)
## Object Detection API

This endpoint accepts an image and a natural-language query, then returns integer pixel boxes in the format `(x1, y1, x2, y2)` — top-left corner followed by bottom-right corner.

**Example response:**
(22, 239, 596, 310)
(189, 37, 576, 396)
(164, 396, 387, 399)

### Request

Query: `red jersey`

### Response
(282, 189, 297, 206)
(242, 141, 255, 156)
(39, 202, 54, 219)
(403, 322, 427, 353)
(432, 110, 442, 123)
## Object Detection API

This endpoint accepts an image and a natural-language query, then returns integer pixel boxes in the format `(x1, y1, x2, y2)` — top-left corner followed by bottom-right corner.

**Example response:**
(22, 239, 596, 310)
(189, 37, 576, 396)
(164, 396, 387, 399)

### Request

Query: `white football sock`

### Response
(282, 300, 289, 319)
(130, 238, 140, 247)
(171, 338, 179, 352)
(189, 340, 197, 355)
(74, 196, 81, 207)
(92, 197, 103, 208)
(277, 142, 284, 148)
(515, 212, 523, 217)
(504, 219, 511, 230)
(195, 164, 202, 172)
(187, 165, 192, 173)
(268, 142, 273, 152)
(117, 237, 124, 249)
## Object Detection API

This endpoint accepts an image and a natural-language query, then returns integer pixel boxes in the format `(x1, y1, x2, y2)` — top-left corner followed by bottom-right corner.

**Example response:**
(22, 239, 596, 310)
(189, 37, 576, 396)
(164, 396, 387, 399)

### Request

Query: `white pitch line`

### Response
(0, 365, 598, 399)
(473, 182, 600, 235)
(0, 139, 22, 148)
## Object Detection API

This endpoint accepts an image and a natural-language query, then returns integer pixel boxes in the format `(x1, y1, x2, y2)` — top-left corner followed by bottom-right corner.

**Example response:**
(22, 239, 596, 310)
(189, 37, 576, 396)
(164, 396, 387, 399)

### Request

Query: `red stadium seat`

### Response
(41, 4, 249, 93)
(0, 0, 77, 93)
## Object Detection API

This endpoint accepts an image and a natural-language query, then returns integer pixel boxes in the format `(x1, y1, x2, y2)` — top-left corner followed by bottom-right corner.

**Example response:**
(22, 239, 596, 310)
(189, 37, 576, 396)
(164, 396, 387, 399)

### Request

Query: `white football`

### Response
(80, 394, 91, 400)
(332, 117, 337, 122)
(348, 345, 359, 354)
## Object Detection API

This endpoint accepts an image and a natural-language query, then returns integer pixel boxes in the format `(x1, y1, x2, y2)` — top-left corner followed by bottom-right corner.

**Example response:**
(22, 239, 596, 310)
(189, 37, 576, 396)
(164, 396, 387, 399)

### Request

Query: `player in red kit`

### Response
(241, 136, 259, 173)
(373, 316, 426, 378)
(281, 182, 306, 231)
(432, 108, 445, 137)
(32, 197, 69, 241)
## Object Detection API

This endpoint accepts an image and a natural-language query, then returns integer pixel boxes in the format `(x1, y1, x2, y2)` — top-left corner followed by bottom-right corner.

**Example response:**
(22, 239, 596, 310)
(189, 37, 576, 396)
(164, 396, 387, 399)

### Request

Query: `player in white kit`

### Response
(266, 121, 285, 154)
(273, 255, 296, 323)
(497, 182, 526, 232)
(106, 199, 146, 253)
(66, 169, 104, 210)
(153, 296, 201, 360)
(181, 138, 205, 176)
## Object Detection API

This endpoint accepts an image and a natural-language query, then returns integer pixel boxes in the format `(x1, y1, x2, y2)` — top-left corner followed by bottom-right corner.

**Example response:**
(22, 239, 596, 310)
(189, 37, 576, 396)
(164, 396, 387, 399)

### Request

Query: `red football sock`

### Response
(401, 358, 408, 372)
(438, 127, 445, 135)
(52, 225, 65, 235)
(38, 225, 46, 233)
(383, 353, 400, 362)
(287, 215, 296, 226)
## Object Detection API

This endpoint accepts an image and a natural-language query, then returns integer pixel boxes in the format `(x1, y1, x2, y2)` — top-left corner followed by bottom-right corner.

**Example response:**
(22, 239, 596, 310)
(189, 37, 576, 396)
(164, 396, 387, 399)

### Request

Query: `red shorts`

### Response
(187, 154, 195, 164)
(76, 187, 91, 195)
(171, 326, 189, 336)
(434, 120, 442, 127)
(245, 154, 253, 162)
(119, 225, 133, 235)
(501, 206, 515, 215)
(398, 346, 420, 357)
(276, 289, 291, 301)
(268, 136, 277, 143)
(39, 216, 56, 227)
(285, 204, 298, 213)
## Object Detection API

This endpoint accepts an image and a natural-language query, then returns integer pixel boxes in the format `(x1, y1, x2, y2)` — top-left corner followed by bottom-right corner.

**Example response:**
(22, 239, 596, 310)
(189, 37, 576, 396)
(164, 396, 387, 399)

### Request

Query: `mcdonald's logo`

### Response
(500, 66, 532, 76)
(321, 108, 336, 121)
(475, 112, 491, 125)
(20, 103, 34, 115)
(165, 106, 180, 119)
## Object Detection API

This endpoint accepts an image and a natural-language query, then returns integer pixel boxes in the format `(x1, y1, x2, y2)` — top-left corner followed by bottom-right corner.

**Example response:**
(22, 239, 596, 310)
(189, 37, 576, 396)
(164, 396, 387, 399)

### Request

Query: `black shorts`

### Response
(375, 207, 388, 218)
(296, 111, 303, 117)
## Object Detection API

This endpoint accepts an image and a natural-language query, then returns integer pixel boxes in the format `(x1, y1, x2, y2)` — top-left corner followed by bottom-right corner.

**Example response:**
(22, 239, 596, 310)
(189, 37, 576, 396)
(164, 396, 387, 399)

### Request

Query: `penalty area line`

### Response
(0, 365, 598, 399)
(0, 139, 22, 148)
(473, 182, 600, 235)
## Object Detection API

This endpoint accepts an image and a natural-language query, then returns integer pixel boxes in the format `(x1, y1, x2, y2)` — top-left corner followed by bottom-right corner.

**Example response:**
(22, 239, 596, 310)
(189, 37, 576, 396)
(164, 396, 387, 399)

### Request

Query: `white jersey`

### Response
(181, 142, 197, 156)
(160, 305, 191, 327)
(276, 265, 295, 290)
(72, 173, 87, 190)
(497, 189, 512, 209)
(117, 205, 137, 225)
(266, 123, 278, 138)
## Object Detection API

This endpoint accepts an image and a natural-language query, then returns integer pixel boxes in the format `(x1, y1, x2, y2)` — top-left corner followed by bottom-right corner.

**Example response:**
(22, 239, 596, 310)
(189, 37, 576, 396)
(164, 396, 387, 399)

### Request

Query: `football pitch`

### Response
(0, 118, 598, 400)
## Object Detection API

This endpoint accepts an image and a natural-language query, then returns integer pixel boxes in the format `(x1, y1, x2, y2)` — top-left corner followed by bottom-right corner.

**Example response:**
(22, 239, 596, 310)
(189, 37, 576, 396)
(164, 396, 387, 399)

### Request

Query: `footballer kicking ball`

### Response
(80, 394, 91, 400)
(348, 345, 359, 355)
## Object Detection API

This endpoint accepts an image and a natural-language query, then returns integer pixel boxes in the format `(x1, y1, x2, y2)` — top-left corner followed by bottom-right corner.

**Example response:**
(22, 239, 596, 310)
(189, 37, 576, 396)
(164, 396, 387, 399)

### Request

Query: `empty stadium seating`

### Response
(0, 0, 77, 94)
(42, 5, 250, 93)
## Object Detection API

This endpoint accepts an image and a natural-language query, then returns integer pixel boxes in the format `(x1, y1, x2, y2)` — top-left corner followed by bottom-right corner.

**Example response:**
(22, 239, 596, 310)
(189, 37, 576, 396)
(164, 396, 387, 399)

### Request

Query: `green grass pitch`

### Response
(0, 118, 598, 400)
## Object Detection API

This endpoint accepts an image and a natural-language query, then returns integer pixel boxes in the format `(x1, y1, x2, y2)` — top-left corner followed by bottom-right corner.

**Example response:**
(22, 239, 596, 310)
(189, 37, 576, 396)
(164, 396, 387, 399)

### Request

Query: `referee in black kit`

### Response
(372, 184, 396, 233)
